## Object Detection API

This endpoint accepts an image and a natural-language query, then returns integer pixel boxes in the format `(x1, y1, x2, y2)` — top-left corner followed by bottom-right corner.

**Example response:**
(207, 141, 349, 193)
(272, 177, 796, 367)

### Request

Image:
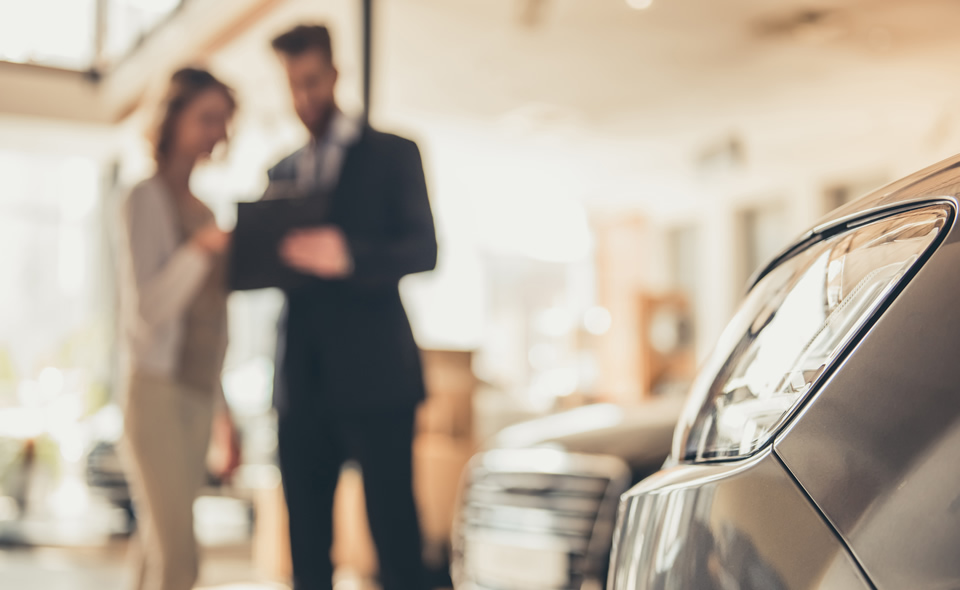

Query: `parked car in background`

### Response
(452, 395, 685, 589)
(607, 154, 960, 589)
(85, 440, 134, 531)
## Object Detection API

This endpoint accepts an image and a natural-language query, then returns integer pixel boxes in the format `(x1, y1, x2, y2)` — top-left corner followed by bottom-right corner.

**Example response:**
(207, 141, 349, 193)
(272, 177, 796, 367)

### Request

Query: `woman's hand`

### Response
(211, 411, 242, 484)
(192, 223, 230, 255)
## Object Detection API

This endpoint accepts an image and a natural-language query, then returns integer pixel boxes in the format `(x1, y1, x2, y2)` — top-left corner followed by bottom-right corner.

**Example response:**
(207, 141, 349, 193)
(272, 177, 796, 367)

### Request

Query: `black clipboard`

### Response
(228, 197, 329, 291)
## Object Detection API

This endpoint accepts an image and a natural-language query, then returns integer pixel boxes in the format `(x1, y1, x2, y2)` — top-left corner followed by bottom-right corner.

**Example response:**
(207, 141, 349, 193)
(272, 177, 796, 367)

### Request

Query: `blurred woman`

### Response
(118, 67, 240, 590)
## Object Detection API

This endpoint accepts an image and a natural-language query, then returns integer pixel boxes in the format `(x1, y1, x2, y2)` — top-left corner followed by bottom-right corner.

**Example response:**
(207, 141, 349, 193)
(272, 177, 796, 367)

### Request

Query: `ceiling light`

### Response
(627, 0, 653, 10)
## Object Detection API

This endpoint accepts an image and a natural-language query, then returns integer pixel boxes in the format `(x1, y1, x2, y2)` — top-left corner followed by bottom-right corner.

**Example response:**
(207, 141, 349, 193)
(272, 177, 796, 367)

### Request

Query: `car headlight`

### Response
(674, 203, 952, 462)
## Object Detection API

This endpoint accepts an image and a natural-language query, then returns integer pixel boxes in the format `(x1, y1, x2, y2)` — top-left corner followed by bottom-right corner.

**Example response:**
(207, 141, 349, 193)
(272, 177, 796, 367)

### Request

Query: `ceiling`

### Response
(5, 0, 960, 211)
(370, 0, 960, 130)
(204, 0, 960, 167)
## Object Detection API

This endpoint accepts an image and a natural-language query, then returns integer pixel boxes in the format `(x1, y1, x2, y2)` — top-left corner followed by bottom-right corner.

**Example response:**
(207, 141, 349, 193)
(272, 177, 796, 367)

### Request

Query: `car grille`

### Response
(453, 448, 630, 590)
(86, 442, 129, 490)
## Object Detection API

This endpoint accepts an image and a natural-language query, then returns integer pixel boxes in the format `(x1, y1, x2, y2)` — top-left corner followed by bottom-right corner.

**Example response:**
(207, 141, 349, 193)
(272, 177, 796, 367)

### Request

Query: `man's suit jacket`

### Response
(268, 126, 437, 414)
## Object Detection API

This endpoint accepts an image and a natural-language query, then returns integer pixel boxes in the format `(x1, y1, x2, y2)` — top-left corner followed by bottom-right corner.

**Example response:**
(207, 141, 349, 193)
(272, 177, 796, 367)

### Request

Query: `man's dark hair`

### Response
(271, 25, 333, 61)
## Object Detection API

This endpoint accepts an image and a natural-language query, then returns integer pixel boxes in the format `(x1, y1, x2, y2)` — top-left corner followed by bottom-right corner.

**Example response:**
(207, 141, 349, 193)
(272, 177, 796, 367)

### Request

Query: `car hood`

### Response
(488, 395, 686, 471)
(752, 153, 960, 290)
(817, 153, 960, 230)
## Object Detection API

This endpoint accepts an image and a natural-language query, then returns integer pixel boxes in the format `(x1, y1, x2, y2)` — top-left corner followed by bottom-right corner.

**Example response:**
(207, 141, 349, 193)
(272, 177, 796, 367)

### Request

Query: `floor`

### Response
(0, 540, 444, 590)
(0, 541, 294, 590)
(0, 491, 448, 590)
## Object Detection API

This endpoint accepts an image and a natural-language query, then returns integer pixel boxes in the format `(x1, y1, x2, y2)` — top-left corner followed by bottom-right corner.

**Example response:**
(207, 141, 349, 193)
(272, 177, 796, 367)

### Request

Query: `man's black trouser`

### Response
(277, 404, 426, 590)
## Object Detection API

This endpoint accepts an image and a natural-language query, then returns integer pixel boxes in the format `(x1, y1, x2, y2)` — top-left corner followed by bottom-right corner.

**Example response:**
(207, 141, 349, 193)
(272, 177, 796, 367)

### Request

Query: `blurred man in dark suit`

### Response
(265, 24, 436, 590)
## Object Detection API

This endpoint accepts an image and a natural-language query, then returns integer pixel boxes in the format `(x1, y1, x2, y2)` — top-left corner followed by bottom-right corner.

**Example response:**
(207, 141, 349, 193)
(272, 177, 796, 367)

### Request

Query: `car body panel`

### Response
(775, 197, 960, 588)
(608, 449, 869, 590)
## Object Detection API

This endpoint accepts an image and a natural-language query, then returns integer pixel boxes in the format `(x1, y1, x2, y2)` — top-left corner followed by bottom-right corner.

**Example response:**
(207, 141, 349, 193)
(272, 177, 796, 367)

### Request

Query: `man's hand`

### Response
(280, 226, 354, 278)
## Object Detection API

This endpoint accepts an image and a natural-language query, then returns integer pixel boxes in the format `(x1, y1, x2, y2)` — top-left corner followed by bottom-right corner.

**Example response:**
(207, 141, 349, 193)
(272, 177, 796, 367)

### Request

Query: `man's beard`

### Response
(306, 104, 337, 139)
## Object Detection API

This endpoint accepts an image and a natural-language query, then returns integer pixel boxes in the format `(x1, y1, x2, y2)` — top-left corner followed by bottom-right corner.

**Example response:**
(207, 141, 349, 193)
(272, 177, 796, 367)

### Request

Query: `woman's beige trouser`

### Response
(122, 372, 213, 590)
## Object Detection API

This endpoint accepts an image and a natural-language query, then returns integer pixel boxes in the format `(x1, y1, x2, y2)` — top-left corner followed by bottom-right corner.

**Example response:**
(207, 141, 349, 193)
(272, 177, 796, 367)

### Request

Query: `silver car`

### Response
(608, 154, 960, 590)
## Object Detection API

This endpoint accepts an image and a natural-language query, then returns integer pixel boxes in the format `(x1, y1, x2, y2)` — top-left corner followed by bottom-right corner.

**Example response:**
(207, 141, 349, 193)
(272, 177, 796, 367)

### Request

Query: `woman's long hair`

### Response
(151, 67, 237, 165)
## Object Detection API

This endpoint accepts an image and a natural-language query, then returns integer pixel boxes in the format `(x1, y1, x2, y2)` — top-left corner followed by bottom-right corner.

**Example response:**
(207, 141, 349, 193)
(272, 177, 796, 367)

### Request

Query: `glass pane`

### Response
(103, 0, 183, 64)
(0, 0, 97, 69)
